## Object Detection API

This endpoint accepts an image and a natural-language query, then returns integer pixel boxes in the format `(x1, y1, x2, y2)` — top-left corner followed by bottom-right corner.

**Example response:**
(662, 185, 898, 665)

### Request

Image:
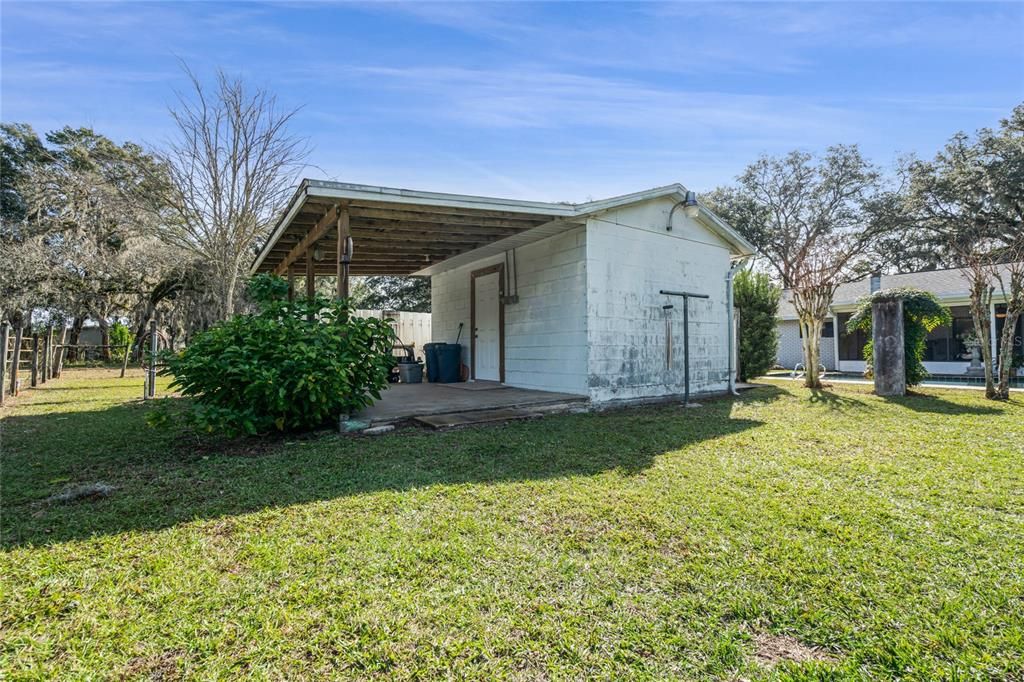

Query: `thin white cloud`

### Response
(308, 64, 858, 139)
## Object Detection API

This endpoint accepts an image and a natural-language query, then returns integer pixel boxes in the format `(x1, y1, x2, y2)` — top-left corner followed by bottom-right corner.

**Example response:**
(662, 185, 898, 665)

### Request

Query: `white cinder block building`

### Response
(253, 180, 755, 407)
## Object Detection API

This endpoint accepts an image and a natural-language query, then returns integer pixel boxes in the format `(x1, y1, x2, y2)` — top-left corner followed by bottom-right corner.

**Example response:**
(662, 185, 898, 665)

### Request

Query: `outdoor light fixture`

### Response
(682, 191, 700, 219)
(312, 246, 325, 262)
(667, 191, 701, 231)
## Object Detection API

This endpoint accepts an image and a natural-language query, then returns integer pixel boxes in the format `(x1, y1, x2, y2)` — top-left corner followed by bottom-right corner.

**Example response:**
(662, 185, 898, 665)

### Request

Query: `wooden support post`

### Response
(40, 327, 50, 384)
(0, 323, 8, 405)
(306, 256, 316, 322)
(120, 340, 131, 378)
(30, 333, 39, 387)
(55, 326, 68, 379)
(288, 267, 295, 302)
(10, 324, 23, 395)
(336, 206, 351, 300)
(146, 319, 157, 399)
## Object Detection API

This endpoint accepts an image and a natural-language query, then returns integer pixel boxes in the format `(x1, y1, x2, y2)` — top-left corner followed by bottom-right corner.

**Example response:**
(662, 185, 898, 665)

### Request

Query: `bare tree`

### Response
(159, 68, 309, 320)
(706, 146, 895, 388)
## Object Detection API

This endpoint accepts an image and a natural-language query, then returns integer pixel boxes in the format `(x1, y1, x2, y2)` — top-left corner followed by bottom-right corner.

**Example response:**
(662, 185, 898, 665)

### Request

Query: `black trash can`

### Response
(436, 343, 463, 383)
(423, 342, 443, 383)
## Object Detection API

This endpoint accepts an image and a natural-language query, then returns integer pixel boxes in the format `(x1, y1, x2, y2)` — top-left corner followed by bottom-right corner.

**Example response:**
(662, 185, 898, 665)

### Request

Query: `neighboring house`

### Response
(252, 180, 754, 404)
(776, 264, 1024, 375)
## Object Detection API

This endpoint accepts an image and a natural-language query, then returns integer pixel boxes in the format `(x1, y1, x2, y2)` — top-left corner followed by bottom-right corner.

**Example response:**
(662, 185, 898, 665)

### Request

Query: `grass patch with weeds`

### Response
(2, 369, 1023, 679)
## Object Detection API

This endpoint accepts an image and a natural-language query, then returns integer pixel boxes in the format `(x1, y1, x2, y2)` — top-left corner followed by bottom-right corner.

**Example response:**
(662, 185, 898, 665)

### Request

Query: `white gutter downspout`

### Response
(726, 260, 744, 396)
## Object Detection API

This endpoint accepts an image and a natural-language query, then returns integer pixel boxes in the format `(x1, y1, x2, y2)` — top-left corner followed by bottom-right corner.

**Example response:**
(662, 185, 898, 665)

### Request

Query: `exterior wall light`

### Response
(667, 190, 701, 231)
(682, 191, 700, 219)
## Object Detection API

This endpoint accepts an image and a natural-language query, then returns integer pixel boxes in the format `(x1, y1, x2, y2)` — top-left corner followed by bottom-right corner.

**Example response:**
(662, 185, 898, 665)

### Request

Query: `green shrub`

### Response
(160, 274, 396, 436)
(109, 322, 133, 362)
(733, 268, 780, 381)
(847, 287, 952, 386)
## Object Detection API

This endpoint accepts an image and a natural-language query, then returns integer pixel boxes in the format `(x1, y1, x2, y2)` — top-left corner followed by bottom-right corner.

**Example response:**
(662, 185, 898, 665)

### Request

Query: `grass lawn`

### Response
(2, 369, 1023, 680)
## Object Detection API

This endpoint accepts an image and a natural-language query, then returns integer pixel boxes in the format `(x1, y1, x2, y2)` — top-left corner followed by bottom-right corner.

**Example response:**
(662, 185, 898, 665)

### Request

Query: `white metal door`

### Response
(473, 271, 501, 381)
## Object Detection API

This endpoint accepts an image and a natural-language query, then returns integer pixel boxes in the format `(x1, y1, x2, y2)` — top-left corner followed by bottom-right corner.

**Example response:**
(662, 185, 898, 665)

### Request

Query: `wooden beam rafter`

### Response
(273, 204, 340, 276)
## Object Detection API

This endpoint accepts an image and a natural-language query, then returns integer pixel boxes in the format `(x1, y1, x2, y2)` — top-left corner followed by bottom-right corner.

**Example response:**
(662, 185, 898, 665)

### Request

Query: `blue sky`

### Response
(2, 1, 1022, 201)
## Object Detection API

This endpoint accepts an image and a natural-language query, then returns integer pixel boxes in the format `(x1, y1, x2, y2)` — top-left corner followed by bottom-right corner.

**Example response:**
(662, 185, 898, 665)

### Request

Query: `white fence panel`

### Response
(354, 310, 432, 357)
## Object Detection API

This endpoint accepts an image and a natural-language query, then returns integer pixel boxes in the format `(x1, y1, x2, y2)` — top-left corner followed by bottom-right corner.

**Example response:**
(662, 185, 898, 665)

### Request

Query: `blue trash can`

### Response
(437, 344, 463, 383)
(423, 342, 443, 382)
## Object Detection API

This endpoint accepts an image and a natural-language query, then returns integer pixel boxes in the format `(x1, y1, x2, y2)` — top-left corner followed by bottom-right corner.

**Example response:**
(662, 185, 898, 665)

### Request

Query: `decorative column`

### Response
(872, 298, 905, 396)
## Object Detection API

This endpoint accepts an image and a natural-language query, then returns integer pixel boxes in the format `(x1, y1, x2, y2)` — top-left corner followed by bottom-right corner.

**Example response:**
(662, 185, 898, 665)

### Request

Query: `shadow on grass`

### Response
(885, 392, 1006, 415)
(0, 387, 786, 548)
(807, 389, 872, 411)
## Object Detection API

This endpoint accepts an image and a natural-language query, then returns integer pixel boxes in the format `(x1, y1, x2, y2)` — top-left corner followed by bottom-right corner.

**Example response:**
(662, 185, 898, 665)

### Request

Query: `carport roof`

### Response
(250, 179, 755, 278)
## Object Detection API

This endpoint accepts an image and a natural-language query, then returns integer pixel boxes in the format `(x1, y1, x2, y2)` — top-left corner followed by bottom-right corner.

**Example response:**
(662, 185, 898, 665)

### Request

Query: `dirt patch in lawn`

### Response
(120, 649, 185, 680)
(752, 633, 838, 667)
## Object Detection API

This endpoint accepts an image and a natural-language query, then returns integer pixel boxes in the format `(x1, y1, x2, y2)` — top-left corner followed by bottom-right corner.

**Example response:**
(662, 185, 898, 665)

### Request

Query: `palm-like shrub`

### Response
(847, 287, 951, 386)
(161, 275, 395, 436)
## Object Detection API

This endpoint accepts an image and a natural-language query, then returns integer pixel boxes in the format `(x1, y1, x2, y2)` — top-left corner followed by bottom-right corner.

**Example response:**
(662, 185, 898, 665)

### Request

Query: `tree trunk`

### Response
(217, 257, 241, 321)
(967, 279, 995, 399)
(98, 316, 111, 361)
(994, 271, 1022, 400)
(793, 287, 832, 390)
(799, 316, 825, 389)
(995, 309, 1020, 400)
(67, 316, 84, 362)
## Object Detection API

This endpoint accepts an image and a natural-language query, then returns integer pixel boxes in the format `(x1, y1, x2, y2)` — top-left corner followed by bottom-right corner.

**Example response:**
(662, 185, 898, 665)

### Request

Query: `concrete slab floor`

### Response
(359, 382, 588, 424)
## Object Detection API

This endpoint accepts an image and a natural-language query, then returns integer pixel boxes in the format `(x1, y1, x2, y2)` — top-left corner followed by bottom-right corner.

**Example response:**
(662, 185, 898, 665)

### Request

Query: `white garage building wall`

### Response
(584, 197, 732, 402)
(429, 226, 589, 395)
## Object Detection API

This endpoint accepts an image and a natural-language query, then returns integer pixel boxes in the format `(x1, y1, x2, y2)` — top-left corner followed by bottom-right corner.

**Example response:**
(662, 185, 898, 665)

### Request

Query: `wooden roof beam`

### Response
(273, 204, 340, 276)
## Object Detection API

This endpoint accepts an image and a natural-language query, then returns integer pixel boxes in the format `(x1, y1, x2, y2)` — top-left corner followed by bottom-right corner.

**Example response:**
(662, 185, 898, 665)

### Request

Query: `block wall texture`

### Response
(584, 198, 733, 402)
(430, 226, 588, 394)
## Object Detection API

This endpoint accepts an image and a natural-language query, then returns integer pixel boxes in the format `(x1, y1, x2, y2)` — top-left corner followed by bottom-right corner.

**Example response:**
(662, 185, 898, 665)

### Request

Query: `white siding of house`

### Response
(584, 197, 732, 402)
(776, 318, 837, 371)
(429, 226, 588, 395)
(777, 320, 803, 370)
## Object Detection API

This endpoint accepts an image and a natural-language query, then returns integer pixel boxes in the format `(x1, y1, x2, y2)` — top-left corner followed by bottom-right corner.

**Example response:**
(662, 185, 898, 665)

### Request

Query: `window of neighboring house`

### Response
(925, 321, 952, 361)
(949, 306, 975, 360)
(924, 306, 974, 361)
(836, 312, 867, 361)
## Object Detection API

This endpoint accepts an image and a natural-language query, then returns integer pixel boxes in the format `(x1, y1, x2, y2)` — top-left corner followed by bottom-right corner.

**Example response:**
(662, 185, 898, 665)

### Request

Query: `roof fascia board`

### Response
(306, 181, 575, 217)
(574, 184, 756, 257)
(251, 182, 309, 274)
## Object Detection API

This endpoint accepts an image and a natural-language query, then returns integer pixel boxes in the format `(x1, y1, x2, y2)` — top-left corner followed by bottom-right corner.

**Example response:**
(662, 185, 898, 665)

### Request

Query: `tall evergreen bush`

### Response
(733, 269, 781, 381)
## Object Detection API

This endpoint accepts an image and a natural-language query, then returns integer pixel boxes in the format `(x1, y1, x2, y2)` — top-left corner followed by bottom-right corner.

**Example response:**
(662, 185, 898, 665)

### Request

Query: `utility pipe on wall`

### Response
(725, 261, 743, 396)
